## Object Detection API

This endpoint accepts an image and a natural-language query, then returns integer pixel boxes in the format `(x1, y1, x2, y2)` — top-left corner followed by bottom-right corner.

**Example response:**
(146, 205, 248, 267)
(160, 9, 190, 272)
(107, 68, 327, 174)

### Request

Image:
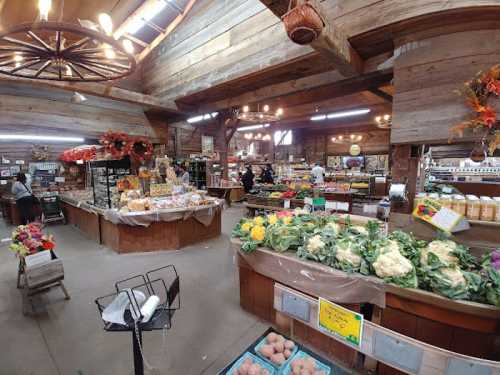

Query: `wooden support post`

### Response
(216, 110, 239, 179)
(391, 145, 420, 213)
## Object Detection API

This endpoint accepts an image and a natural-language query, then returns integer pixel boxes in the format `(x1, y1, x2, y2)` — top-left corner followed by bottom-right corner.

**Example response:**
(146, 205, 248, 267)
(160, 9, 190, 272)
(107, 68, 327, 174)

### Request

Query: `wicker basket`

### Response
(281, 0, 325, 45)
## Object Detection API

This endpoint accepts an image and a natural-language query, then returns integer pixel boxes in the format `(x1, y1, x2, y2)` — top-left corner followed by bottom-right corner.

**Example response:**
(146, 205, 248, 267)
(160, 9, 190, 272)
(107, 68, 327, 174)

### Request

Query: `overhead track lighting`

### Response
(0, 135, 85, 142)
(310, 108, 371, 121)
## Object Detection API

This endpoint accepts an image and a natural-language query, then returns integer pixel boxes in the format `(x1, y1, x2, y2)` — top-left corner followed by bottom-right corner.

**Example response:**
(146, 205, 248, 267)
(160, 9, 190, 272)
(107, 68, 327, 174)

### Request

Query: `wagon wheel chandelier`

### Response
(237, 104, 284, 123)
(0, 0, 136, 82)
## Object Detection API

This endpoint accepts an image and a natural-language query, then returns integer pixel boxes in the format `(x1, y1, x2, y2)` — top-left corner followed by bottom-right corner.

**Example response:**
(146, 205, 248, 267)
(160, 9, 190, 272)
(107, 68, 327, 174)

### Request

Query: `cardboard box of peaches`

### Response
(219, 329, 342, 375)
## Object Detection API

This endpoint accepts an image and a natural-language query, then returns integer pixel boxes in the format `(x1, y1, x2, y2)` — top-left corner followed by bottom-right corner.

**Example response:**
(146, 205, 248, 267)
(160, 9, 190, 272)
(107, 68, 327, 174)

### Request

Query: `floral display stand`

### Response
(10, 223, 70, 315)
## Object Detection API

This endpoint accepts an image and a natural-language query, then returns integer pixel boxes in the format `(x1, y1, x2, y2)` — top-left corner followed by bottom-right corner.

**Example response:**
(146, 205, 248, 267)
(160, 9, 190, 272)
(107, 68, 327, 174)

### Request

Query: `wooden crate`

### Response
(25, 259, 64, 289)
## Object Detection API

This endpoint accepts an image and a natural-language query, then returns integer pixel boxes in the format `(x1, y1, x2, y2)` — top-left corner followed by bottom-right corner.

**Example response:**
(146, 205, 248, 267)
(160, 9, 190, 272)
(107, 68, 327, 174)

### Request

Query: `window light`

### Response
(274, 130, 293, 146)
(126, 0, 167, 35)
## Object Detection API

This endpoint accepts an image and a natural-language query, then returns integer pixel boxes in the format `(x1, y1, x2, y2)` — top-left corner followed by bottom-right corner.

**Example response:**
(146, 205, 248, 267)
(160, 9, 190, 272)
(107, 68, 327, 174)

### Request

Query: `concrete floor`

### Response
(0, 205, 269, 375)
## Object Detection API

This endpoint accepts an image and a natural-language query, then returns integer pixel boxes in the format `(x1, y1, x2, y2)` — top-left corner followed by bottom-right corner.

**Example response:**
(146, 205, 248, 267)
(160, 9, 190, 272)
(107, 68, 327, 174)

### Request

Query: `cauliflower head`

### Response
(421, 240, 459, 267)
(373, 250, 414, 278)
(335, 241, 362, 267)
(307, 235, 325, 254)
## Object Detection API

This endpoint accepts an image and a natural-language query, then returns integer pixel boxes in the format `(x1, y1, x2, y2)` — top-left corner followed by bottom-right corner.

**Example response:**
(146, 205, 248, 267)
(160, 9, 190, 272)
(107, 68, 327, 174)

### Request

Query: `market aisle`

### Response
(0, 206, 269, 375)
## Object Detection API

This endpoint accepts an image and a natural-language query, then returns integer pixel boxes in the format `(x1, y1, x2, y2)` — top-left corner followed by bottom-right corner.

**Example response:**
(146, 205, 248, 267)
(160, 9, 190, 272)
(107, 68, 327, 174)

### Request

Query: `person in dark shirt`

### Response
(260, 163, 274, 184)
(241, 165, 255, 193)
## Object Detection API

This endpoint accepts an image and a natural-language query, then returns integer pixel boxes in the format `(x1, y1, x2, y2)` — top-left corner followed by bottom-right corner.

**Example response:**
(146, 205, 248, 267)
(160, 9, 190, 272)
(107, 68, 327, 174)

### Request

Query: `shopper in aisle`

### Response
(178, 165, 190, 184)
(311, 162, 325, 185)
(260, 163, 274, 184)
(11, 172, 36, 225)
(241, 165, 255, 193)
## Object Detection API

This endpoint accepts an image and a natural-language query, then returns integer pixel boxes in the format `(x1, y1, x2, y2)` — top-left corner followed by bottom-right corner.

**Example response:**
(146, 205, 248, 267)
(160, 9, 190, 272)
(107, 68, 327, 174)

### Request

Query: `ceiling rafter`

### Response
(259, 0, 363, 77)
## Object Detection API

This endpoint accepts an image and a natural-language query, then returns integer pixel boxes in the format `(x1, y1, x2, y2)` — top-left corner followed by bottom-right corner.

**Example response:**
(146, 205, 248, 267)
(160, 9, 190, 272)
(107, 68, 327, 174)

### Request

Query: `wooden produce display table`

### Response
(232, 241, 500, 373)
(100, 208, 221, 253)
(61, 198, 222, 253)
(207, 186, 244, 206)
(61, 201, 101, 243)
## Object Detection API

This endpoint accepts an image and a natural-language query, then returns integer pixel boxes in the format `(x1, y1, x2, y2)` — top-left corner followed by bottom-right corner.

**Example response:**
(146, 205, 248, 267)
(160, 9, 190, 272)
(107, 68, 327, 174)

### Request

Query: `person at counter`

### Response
(260, 164, 274, 184)
(241, 165, 255, 193)
(311, 162, 325, 184)
(11, 172, 35, 225)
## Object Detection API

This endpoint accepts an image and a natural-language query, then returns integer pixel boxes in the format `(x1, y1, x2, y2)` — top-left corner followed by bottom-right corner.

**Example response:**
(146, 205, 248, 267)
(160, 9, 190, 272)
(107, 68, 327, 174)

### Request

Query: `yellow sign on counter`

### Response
(317, 297, 364, 347)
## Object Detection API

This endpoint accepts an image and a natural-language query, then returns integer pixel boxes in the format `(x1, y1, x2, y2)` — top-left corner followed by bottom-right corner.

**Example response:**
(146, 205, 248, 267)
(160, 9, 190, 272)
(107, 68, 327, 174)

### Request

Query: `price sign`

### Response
(325, 201, 337, 210)
(318, 297, 364, 347)
(413, 198, 463, 232)
(284, 200, 291, 209)
(304, 197, 313, 206)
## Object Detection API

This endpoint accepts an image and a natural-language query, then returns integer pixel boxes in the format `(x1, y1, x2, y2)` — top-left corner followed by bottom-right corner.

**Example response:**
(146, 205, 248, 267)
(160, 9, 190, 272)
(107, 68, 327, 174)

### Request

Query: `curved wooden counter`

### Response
(232, 240, 500, 372)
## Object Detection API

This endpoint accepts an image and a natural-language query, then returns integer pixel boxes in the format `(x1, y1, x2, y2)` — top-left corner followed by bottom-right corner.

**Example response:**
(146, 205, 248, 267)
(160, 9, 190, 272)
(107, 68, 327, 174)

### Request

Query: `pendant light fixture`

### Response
(0, 1, 136, 82)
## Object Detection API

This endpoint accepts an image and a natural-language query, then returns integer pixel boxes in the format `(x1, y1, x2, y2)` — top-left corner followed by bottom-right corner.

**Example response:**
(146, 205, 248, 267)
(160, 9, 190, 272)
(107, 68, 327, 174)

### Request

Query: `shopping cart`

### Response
(40, 195, 65, 225)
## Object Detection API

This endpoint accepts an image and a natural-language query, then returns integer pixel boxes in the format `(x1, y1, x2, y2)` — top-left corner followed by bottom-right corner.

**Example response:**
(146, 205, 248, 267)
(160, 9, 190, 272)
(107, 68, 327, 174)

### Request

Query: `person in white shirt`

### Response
(178, 165, 190, 185)
(311, 162, 325, 185)
(11, 172, 35, 224)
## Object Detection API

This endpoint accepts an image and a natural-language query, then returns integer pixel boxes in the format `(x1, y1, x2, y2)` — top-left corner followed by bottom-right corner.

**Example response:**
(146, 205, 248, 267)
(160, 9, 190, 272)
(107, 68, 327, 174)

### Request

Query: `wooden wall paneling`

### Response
(391, 30, 500, 145)
(0, 83, 167, 142)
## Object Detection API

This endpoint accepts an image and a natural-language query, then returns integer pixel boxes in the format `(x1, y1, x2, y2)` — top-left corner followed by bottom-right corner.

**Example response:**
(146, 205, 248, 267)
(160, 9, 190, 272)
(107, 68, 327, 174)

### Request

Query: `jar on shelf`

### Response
(493, 197, 500, 222)
(466, 195, 480, 221)
(440, 194, 453, 209)
(480, 196, 495, 222)
(452, 195, 467, 216)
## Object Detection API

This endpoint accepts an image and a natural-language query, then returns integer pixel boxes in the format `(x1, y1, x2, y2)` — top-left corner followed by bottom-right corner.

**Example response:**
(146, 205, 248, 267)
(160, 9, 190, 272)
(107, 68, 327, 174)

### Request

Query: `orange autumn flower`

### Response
(479, 106, 497, 128)
(486, 79, 500, 96)
(467, 96, 483, 112)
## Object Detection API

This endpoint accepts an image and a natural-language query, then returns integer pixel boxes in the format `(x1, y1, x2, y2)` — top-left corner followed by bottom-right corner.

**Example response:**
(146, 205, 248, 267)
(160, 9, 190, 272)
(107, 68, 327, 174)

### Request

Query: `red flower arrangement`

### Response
(60, 145, 97, 162)
(451, 65, 500, 155)
(124, 136, 154, 163)
(100, 131, 130, 159)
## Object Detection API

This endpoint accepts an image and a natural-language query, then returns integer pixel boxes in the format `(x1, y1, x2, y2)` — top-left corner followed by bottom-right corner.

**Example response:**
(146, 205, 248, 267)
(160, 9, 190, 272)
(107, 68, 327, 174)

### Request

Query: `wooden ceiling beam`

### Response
(259, 0, 363, 77)
(260, 68, 393, 110)
(0, 75, 181, 114)
(368, 88, 393, 103)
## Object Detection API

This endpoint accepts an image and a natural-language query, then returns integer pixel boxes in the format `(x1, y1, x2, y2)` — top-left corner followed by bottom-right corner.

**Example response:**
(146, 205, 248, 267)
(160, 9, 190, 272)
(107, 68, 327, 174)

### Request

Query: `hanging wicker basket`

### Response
(282, 0, 325, 45)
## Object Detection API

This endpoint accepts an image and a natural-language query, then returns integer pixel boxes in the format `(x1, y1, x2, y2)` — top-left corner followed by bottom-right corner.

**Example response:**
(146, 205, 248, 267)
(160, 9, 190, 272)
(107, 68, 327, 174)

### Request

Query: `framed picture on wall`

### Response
(327, 156, 341, 169)
(202, 135, 214, 154)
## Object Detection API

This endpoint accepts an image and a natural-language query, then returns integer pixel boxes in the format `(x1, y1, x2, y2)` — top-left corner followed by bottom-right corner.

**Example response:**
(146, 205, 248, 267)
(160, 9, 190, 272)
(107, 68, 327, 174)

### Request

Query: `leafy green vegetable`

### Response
(265, 224, 302, 252)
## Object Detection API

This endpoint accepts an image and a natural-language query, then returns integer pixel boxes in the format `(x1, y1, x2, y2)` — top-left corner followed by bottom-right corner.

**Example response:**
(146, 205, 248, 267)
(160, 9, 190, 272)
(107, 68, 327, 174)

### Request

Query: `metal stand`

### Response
(95, 265, 180, 375)
(132, 326, 144, 375)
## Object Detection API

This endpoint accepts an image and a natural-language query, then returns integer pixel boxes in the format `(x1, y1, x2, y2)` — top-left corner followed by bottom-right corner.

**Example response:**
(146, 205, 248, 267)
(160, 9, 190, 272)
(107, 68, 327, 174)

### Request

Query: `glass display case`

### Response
(89, 159, 131, 209)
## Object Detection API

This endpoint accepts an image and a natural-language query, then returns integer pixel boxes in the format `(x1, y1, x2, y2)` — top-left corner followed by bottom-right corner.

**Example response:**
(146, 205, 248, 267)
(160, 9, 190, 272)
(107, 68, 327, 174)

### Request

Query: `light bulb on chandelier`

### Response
(38, 0, 52, 21)
(98, 13, 114, 35)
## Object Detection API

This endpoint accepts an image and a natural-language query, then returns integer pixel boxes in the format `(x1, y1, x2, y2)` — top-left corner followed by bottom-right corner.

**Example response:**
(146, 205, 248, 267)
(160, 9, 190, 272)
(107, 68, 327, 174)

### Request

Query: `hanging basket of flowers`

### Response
(450, 65, 500, 156)
(100, 131, 130, 159)
(125, 136, 154, 163)
(282, 0, 325, 45)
